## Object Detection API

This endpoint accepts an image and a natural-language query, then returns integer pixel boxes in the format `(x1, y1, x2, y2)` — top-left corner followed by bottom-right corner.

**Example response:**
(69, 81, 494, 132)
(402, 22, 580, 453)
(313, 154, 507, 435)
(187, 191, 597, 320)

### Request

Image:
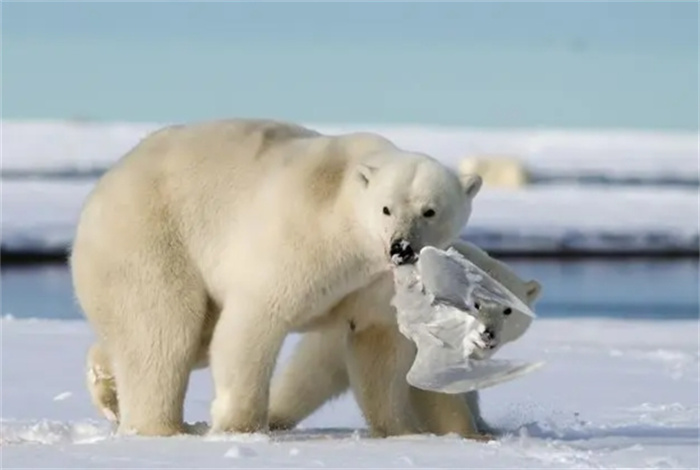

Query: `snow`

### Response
(2, 316, 698, 468)
(2, 120, 698, 256)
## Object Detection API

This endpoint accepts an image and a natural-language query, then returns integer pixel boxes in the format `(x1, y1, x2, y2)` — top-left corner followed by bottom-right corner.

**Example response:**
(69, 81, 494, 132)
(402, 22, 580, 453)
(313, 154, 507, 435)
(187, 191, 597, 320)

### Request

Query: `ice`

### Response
(1, 317, 697, 468)
(391, 246, 543, 394)
(2, 180, 698, 256)
(0, 419, 111, 446)
(52, 391, 73, 401)
(223, 444, 258, 459)
(3, 120, 699, 184)
(1, 120, 699, 256)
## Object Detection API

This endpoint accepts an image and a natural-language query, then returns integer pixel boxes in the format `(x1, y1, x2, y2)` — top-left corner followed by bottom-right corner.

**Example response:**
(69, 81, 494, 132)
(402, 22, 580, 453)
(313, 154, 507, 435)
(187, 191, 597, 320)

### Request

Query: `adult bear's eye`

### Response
(423, 209, 436, 218)
(474, 302, 481, 310)
(383, 206, 391, 216)
(503, 307, 513, 316)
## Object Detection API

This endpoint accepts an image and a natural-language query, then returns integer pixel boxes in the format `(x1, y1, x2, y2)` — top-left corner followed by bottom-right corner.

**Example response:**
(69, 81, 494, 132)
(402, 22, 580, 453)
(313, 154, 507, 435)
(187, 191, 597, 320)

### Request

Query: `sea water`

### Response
(2, 260, 698, 322)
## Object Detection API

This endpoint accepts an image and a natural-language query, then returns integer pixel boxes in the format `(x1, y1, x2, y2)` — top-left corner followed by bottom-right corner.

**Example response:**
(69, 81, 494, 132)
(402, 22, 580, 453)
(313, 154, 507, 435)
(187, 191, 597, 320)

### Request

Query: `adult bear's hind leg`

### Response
(107, 260, 207, 437)
(86, 342, 119, 423)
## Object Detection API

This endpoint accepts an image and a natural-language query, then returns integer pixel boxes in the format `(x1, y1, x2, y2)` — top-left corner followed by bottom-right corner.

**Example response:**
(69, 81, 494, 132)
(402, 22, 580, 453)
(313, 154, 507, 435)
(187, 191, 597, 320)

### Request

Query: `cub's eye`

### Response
(474, 302, 481, 310)
(382, 206, 391, 216)
(423, 209, 436, 218)
(503, 307, 513, 316)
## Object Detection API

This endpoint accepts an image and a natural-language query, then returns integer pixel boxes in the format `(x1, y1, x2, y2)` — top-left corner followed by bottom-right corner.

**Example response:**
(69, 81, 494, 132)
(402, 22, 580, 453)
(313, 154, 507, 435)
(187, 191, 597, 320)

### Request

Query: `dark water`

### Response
(1, 260, 698, 321)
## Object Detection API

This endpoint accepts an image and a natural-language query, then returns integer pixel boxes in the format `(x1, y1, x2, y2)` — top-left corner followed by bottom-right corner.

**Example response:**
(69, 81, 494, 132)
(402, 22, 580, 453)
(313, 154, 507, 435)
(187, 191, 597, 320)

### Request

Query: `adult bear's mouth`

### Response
(389, 239, 417, 266)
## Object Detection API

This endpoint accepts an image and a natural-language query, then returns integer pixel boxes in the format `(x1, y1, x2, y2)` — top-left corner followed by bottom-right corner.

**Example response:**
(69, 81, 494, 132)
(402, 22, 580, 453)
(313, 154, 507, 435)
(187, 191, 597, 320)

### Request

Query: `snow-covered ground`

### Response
(2, 120, 699, 256)
(2, 316, 698, 468)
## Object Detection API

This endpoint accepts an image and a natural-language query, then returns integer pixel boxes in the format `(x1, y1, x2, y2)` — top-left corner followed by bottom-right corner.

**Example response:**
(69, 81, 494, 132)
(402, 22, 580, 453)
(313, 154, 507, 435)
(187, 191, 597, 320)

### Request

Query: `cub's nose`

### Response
(390, 239, 416, 265)
(481, 328, 498, 349)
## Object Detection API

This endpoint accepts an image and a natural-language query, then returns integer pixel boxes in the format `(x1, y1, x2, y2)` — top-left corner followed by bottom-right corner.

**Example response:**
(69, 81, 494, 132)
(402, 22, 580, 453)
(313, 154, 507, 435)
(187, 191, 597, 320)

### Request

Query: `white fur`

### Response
(73, 119, 482, 436)
(268, 240, 542, 439)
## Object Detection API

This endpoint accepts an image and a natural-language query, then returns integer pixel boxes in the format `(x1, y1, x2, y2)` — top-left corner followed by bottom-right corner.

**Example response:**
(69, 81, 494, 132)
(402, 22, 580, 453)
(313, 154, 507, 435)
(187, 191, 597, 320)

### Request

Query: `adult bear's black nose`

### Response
(390, 239, 416, 265)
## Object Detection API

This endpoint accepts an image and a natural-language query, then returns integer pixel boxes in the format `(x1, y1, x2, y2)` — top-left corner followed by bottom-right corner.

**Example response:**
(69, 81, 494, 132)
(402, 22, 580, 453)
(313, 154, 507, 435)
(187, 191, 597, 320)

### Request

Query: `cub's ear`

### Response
(459, 173, 483, 198)
(356, 164, 378, 187)
(525, 280, 542, 303)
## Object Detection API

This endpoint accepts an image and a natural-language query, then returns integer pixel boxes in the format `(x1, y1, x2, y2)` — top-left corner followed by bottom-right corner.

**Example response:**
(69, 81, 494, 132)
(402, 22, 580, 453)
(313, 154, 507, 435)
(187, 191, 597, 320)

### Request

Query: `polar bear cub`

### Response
(74, 119, 483, 436)
(268, 240, 541, 438)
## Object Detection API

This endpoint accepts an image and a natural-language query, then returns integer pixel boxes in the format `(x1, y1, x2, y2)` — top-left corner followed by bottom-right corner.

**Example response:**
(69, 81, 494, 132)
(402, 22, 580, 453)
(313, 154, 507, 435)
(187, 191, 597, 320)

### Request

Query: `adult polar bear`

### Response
(71, 119, 483, 437)
(268, 240, 542, 438)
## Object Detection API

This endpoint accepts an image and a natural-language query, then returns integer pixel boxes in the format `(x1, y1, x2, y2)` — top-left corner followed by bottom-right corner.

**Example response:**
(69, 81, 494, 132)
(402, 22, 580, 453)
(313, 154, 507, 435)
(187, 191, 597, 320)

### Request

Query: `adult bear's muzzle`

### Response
(390, 239, 417, 266)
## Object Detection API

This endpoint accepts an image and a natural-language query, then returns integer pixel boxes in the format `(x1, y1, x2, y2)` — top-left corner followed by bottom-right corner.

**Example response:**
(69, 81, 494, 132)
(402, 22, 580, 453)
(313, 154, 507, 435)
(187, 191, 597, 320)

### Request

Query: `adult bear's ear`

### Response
(357, 164, 377, 187)
(525, 280, 542, 303)
(459, 173, 483, 198)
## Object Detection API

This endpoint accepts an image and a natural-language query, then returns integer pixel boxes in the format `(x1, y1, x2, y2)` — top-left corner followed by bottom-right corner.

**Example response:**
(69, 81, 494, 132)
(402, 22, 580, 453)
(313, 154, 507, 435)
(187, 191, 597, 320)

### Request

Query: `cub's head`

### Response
(355, 153, 483, 266)
(470, 278, 542, 360)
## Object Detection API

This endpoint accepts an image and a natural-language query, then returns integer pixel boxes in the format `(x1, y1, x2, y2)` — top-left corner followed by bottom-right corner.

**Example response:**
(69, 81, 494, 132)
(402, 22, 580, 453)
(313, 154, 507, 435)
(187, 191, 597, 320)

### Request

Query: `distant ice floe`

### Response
(2, 120, 698, 256)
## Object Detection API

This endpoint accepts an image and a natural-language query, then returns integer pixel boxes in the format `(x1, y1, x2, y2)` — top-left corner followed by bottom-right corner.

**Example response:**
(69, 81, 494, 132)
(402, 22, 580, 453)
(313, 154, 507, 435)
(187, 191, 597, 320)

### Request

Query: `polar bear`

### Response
(72, 119, 483, 436)
(267, 240, 541, 438)
(459, 156, 530, 189)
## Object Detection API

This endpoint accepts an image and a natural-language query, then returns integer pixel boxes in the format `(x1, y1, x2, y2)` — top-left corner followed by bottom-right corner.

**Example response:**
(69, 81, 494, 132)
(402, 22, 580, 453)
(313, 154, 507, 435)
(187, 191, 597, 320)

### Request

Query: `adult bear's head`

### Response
(354, 152, 483, 266)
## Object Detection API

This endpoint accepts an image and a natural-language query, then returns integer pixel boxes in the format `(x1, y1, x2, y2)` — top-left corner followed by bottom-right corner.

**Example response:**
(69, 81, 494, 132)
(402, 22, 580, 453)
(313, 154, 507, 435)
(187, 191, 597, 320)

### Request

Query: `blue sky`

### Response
(4, 2, 698, 129)
(5, 2, 697, 47)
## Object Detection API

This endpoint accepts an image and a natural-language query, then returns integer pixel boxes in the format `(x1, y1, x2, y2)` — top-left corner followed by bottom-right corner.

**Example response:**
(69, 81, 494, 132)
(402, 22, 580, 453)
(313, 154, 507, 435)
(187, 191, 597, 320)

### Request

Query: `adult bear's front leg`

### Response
(209, 298, 289, 433)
